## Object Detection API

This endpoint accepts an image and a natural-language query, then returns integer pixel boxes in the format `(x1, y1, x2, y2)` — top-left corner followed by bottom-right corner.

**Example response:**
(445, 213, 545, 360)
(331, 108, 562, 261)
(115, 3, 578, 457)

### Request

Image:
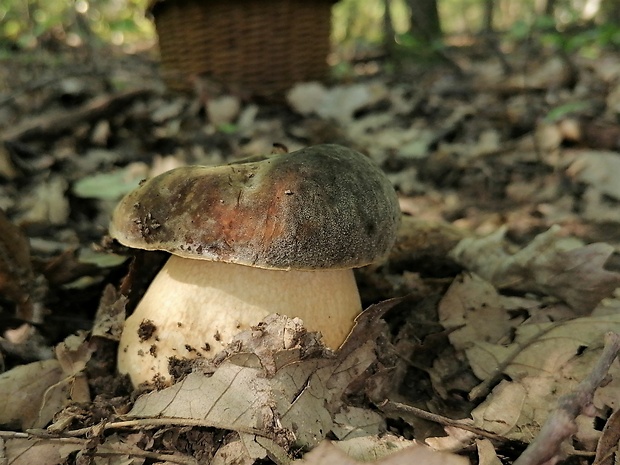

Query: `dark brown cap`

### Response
(110, 144, 400, 270)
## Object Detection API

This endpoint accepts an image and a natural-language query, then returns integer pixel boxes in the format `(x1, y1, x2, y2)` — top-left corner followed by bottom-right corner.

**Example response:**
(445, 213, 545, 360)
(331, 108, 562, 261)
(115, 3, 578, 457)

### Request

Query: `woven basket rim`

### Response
(147, 0, 339, 17)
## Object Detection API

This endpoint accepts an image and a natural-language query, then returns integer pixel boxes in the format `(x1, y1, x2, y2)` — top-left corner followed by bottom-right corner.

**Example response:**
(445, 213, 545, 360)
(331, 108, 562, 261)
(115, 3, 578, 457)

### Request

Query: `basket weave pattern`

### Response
(153, 0, 333, 97)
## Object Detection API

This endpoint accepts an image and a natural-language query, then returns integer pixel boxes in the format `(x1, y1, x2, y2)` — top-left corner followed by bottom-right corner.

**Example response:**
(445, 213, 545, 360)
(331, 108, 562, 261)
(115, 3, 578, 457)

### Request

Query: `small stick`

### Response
(377, 399, 506, 441)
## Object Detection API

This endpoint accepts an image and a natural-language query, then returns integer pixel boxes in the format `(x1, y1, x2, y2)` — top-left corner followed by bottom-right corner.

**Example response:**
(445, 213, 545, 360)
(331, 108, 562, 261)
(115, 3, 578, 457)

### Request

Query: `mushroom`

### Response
(110, 144, 400, 386)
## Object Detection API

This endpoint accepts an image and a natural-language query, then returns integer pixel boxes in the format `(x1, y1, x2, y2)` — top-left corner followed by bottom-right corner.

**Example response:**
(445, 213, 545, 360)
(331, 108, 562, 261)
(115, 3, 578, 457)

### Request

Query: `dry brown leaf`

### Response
(0, 208, 45, 322)
(55, 331, 95, 375)
(580, 187, 620, 223)
(128, 314, 380, 452)
(594, 408, 620, 465)
(287, 82, 328, 115)
(207, 95, 241, 126)
(0, 332, 96, 430)
(294, 440, 469, 465)
(469, 314, 620, 382)
(566, 150, 620, 200)
(16, 176, 69, 226)
(0, 359, 63, 429)
(449, 226, 620, 312)
(465, 314, 620, 442)
(476, 438, 502, 465)
(4, 437, 83, 465)
(333, 434, 419, 461)
(438, 273, 535, 350)
(211, 439, 256, 465)
(92, 284, 127, 341)
(288, 82, 387, 124)
(505, 57, 573, 90)
(128, 346, 376, 449)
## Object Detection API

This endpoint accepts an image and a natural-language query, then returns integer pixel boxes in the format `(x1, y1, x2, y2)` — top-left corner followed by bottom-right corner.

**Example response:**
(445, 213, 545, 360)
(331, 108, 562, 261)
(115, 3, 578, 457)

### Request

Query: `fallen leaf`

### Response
(207, 95, 241, 126)
(17, 176, 69, 226)
(0, 207, 45, 322)
(127, 314, 381, 451)
(465, 315, 620, 442)
(294, 440, 469, 465)
(476, 438, 502, 465)
(333, 434, 418, 461)
(55, 331, 95, 375)
(0, 359, 64, 429)
(566, 150, 620, 200)
(4, 437, 83, 465)
(594, 408, 620, 465)
(291, 82, 387, 124)
(92, 284, 127, 341)
(287, 82, 328, 115)
(449, 226, 620, 312)
(438, 273, 534, 351)
(211, 438, 255, 465)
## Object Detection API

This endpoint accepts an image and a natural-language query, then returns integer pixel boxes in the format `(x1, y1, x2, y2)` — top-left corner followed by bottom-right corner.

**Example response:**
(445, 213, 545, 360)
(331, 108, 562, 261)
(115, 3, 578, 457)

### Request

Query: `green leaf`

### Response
(78, 248, 127, 268)
(544, 102, 589, 123)
(72, 167, 145, 201)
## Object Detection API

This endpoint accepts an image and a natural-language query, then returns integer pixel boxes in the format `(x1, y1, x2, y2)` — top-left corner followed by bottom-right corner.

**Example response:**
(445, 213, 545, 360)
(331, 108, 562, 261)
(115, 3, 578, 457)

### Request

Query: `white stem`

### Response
(118, 255, 362, 386)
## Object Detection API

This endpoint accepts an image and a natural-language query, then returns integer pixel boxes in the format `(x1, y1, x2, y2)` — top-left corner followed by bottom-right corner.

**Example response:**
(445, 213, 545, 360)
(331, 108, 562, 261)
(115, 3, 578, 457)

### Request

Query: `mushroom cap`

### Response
(110, 144, 400, 270)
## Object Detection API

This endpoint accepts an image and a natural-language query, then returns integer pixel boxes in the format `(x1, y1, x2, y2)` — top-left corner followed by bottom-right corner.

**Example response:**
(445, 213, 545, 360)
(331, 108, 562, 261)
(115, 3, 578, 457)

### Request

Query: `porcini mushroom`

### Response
(110, 144, 400, 386)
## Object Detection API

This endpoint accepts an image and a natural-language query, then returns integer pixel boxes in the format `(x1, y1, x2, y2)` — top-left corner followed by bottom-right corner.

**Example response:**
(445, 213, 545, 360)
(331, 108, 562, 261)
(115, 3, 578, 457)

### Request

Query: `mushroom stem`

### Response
(118, 255, 362, 386)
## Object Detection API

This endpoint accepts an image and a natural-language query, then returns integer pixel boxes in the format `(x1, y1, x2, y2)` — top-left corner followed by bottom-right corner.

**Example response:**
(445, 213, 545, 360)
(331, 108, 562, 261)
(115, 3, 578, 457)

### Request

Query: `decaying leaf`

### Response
(0, 330, 98, 430)
(476, 438, 502, 465)
(566, 150, 620, 200)
(294, 440, 469, 465)
(4, 437, 84, 465)
(17, 176, 70, 226)
(55, 331, 96, 376)
(127, 342, 377, 450)
(0, 359, 64, 429)
(465, 315, 620, 441)
(92, 284, 127, 341)
(333, 434, 419, 461)
(211, 439, 253, 465)
(438, 273, 535, 350)
(0, 208, 46, 322)
(3, 434, 159, 465)
(287, 82, 386, 124)
(449, 226, 620, 312)
(594, 408, 620, 465)
(207, 95, 241, 126)
(126, 312, 392, 462)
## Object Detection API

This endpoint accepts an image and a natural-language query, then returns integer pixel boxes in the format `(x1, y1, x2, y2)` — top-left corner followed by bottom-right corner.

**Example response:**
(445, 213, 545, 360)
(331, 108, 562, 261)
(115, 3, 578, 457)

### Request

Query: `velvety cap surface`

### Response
(110, 144, 400, 270)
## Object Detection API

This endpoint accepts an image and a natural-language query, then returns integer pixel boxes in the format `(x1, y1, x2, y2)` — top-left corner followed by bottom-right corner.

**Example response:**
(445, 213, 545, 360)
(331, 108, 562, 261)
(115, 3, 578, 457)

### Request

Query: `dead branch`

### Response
(377, 399, 506, 441)
(1, 88, 154, 143)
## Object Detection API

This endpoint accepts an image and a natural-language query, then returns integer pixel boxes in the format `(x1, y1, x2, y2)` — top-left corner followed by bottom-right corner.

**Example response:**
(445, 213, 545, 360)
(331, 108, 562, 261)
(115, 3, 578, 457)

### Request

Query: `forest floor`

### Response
(1, 40, 620, 465)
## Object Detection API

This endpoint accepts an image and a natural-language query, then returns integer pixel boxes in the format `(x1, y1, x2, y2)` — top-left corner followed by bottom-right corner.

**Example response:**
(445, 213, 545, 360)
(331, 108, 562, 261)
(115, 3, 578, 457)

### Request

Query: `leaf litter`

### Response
(2, 45, 620, 465)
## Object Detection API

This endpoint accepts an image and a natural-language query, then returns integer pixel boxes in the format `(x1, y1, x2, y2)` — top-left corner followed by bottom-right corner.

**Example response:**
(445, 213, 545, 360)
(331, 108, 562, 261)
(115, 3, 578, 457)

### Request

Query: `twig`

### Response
(514, 332, 620, 465)
(1, 87, 154, 143)
(377, 399, 506, 441)
(0, 68, 104, 108)
(91, 446, 198, 465)
(0, 431, 29, 439)
(61, 417, 267, 438)
(469, 324, 557, 401)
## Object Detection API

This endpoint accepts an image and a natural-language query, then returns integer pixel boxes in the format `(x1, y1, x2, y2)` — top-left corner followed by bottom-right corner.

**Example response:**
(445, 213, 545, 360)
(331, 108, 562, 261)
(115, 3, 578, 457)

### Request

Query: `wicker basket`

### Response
(150, 0, 335, 98)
